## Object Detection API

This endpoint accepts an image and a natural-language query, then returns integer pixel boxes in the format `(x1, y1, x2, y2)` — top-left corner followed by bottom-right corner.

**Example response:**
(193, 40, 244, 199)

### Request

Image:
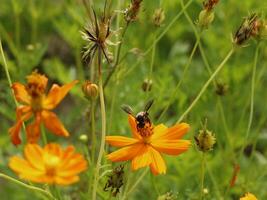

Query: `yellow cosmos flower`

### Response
(106, 115, 191, 175)
(240, 193, 258, 200)
(9, 143, 87, 185)
(9, 71, 78, 145)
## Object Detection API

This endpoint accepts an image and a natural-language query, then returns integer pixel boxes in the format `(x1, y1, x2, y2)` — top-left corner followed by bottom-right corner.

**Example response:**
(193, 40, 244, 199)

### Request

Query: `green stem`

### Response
(41, 124, 47, 145)
(92, 51, 107, 200)
(238, 44, 260, 157)
(200, 153, 206, 200)
(0, 173, 56, 200)
(121, 168, 148, 200)
(177, 48, 234, 123)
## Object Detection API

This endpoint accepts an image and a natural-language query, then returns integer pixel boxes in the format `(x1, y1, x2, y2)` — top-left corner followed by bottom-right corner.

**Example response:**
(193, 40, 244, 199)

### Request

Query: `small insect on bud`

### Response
(142, 78, 153, 92)
(198, 10, 215, 30)
(195, 120, 216, 152)
(82, 81, 99, 100)
(104, 165, 124, 197)
(215, 81, 228, 96)
(152, 8, 165, 27)
(234, 13, 259, 45)
(157, 191, 177, 200)
(79, 134, 88, 143)
(124, 0, 143, 23)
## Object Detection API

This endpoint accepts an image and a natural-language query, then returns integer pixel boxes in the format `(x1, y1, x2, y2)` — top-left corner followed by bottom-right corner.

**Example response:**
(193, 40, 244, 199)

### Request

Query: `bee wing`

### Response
(121, 104, 134, 115)
(144, 99, 154, 112)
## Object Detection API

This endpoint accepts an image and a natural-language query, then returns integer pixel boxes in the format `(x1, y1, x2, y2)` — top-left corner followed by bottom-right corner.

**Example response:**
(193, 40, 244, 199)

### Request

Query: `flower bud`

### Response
(82, 81, 99, 99)
(79, 134, 88, 143)
(152, 8, 165, 27)
(157, 191, 177, 200)
(215, 81, 228, 96)
(142, 78, 153, 92)
(198, 10, 214, 30)
(195, 129, 216, 152)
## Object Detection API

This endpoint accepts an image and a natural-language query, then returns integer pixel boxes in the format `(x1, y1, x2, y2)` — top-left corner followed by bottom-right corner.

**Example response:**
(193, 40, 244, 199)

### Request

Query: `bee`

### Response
(121, 100, 154, 137)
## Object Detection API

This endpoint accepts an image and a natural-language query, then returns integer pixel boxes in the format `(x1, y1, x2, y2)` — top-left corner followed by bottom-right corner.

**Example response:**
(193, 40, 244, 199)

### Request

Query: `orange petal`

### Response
(106, 136, 139, 147)
(58, 159, 87, 177)
(55, 176, 80, 185)
(26, 113, 42, 144)
(131, 145, 152, 171)
(128, 115, 142, 139)
(152, 123, 189, 140)
(107, 143, 143, 162)
(24, 144, 45, 171)
(41, 111, 69, 137)
(11, 83, 31, 104)
(9, 156, 43, 177)
(43, 80, 78, 110)
(44, 143, 62, 156)
(9, 111, 32, 145)
(149, 147, 166, 175)
(151, 139, 191, 155)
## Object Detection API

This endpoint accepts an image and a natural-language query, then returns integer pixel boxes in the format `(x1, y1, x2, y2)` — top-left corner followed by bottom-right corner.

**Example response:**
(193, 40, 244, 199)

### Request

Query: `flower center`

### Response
(137, 123, 153, 138)
(43, 153, 60, 177)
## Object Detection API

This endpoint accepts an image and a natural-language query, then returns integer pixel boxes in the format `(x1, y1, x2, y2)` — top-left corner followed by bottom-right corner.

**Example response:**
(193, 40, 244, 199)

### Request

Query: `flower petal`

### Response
(151, 139, 191, 155)
(43, 80, 78, 110)
(55, 176, 80, 185)
(44, 143, 62, 156)
(107, 143, 143, 162)
(26, 113, 42, 144)
(41, 111, 69, 137)
(152, 123, 189, 140)
(149, 147, 166, 175)
(9, 110, 32, 145)
(11, 83, 31, 104)
(24, 144, 45, 171)
(131, 145, 152, 171)
(106, 136, 139, 147)
(128, 115, 142, 139)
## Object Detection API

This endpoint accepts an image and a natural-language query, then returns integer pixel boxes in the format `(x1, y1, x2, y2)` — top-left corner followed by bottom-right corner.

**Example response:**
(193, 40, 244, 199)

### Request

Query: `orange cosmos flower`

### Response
(240, 193, 258, 200)
(9, 143, 87, 185)
(9, 71, 78, 145)
(106, 115, 191, 175)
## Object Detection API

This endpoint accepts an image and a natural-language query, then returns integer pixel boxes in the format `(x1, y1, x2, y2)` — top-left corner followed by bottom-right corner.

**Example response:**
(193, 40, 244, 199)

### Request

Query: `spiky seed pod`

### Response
(124, 0, 142, 23)
(203, 0, 220, 11)
(195, 129, 216, 152)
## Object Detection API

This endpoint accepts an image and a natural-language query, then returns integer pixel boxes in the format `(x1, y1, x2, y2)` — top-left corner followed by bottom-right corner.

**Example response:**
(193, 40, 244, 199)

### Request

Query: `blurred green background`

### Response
(1, 0, 267, 199)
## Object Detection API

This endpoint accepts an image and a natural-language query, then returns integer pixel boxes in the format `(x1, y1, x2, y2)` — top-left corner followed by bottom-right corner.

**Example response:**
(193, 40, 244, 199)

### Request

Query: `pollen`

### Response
(26, 71, 48, 98)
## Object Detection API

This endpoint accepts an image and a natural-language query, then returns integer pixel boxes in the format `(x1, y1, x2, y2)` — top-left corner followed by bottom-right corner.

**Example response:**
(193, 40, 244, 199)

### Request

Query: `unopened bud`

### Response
(82, 81, 99, 99)
(142, 78, 153, 92)
(198, 10, 214, 30)
(157, 191, 177, 200)
(79, 134, 88, 143)
(195, 120, 216, 152)
(152, 8, 165, 27)
(215, 81, 228, 96)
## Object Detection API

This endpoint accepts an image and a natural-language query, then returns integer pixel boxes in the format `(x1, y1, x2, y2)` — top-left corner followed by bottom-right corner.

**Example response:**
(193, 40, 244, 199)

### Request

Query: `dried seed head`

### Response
(195, 129, 216, 152)
(124, 0, 143, 23)
(103, 165, 124, 197)
(203, 0, 219, 11)
(82, 81, 99, 99)
(198, 10, 215, 30)
(215, 81, 229, 96)
(152, 8, 165, 27)
(234, 13, 259, 45)
(157, 191, 177, 200)
(142, 78, 153, 92)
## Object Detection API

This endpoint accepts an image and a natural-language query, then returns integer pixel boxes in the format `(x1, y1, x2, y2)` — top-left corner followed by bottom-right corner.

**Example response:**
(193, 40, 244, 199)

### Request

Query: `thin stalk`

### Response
(157, 36, 200, 122)
(92, 50, 107, 200)
(41, 124, 47, 145)
(0, 173, 56, 200)
(238, 44, 260, 157)
(177, 48, 234, 123)
(200, 153, 206, 200)
(121, 168, 148, 200)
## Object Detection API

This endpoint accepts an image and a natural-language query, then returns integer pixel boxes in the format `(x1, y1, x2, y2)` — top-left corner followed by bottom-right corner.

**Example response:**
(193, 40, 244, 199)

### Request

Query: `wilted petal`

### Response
(41, 111, 69, 137)
(43, 80, 78, 110)
(11, 83, 31, 104)
(107, 143, 143, 162)
(149, 147, 166, 175)
(106, 136, 139, 147)
(26, 113, 42, 144)
(151, 139, 191, 155)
